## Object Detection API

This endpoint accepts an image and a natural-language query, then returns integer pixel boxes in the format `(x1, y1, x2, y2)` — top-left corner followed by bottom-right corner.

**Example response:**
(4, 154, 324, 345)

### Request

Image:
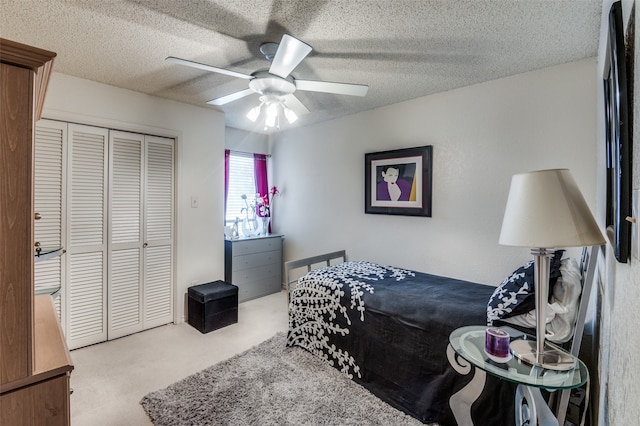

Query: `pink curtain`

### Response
(224, 149, 230, 223)
(254, 153, 269, 217)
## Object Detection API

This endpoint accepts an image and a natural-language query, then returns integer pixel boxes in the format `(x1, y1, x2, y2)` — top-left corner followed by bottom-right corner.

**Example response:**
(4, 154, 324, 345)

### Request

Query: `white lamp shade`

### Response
(246, 105, 261, 122)
(265, 103, 278, 128)
(284, 107, 298, 124)
(499, 169, 605, 248)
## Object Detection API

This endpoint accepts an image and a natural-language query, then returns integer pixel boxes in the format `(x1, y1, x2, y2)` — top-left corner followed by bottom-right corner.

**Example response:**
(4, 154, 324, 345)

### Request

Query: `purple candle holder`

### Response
(485, 327, 511, 362)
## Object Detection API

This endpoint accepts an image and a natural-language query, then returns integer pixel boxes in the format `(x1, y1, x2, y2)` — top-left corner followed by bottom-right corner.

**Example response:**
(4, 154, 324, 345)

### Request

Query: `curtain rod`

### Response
(227, 149, 271, 158)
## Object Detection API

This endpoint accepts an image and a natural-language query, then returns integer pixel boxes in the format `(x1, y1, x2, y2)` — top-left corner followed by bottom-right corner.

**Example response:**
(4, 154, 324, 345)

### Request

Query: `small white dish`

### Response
(485, 350, 512, 363)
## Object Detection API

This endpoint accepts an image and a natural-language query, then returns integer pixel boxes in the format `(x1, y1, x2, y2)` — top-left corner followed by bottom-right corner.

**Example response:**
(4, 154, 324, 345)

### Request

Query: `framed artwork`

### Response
(365, 145, 432, 217)
(603, 0, 632, 263)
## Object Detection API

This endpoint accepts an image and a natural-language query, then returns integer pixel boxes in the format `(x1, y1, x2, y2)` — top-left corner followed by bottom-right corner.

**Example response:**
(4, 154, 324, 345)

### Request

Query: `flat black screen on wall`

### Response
(603, 1, 632, 263)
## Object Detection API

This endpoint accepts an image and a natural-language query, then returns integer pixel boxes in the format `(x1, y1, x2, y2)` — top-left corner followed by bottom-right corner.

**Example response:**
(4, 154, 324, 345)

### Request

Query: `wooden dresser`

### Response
(224, 235, 283, 302)
(0, 38, 73, 425)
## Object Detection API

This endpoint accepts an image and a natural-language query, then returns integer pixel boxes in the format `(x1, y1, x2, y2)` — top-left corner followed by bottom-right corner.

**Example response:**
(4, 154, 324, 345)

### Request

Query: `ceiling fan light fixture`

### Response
(170, 34, 368, 130)
(246, 104, 262, 122)
(284, 106, 298, 124)
(265, 102, 279, 128)
(250, 96, 300, 129)
(249, 72, 296, 97)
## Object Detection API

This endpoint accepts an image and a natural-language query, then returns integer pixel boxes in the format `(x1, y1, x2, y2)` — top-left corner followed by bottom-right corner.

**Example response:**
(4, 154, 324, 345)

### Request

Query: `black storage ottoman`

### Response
(188, 280, 238, 333)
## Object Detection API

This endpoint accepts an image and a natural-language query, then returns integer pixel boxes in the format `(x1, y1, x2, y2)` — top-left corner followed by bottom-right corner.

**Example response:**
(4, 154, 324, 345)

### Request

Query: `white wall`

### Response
(226, 127, 269, 154)
(597, 1, 640, 425)
(42, 73, 226, 323)
(271, 58, 598, 287)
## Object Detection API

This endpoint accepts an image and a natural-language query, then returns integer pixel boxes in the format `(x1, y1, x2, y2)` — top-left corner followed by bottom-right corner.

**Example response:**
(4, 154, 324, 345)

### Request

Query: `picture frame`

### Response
(603, 1, 632, 263)
(365, 145, 432, 217)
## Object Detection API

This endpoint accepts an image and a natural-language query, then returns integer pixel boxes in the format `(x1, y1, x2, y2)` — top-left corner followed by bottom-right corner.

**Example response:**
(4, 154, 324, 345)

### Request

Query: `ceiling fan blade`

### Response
(166, 57, 253, 80)
(206, 88, 255, 106)
(269, 34, 312, 78)
(282, 94, 310, 115)
(295, 80, 369, 97)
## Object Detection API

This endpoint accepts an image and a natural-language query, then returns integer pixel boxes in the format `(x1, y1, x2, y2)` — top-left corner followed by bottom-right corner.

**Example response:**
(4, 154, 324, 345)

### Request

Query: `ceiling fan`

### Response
(166, 34, 369, 128)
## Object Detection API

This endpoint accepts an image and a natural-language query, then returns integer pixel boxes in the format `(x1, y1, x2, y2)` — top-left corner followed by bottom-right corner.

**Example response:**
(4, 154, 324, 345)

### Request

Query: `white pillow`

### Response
(501, 258, 582, 343)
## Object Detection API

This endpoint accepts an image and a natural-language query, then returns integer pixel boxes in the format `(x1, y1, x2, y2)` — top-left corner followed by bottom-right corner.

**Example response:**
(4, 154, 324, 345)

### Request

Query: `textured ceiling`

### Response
(1, 0, 602, 133)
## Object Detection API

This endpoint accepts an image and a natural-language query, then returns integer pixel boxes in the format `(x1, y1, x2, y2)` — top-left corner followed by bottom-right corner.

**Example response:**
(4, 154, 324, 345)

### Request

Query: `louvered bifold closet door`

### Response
(108, 131, 144, 339)
(143, 135, 174, 328)
(34, 120, 66, 322)
(66, 124, 109, 350)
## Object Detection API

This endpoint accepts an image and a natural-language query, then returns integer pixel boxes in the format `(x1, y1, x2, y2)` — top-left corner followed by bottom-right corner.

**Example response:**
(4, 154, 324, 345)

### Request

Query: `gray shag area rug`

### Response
(141, 332, 433, 426)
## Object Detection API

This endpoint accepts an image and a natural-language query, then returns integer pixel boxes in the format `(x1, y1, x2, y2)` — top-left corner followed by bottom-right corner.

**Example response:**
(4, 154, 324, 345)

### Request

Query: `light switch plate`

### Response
(632, 189, 639, 260)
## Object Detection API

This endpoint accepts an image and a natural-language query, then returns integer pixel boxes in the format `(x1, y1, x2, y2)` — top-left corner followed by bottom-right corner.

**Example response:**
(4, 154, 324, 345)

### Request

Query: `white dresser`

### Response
(224, 234, 283, 302)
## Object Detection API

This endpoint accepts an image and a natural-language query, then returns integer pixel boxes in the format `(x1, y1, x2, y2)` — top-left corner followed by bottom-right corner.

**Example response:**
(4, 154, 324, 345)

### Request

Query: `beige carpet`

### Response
(70, 291, 289, 425)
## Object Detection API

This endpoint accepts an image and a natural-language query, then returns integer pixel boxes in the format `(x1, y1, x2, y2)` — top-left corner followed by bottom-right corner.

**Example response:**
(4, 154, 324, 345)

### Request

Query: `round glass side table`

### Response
(449, 325, 588, 426)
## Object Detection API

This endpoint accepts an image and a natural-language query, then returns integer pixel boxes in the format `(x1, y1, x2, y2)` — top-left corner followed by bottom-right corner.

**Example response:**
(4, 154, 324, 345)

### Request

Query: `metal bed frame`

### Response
(284, 250, 346, 302)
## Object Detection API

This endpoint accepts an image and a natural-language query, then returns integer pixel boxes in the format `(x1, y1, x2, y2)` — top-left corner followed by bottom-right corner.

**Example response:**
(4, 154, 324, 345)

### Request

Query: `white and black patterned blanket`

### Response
(287, 261, 516, 426)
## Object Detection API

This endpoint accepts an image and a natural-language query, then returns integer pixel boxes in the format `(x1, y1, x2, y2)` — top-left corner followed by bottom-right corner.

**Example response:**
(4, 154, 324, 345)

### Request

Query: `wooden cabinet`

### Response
(1, 296, 73, 425)
(0, 48, 34, 388)
(0, 38, 73, 425)
(225, 235, 283, 302)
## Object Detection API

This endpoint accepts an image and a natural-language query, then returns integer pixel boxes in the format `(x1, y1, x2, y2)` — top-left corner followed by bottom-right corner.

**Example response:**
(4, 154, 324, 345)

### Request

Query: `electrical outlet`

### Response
(632, 189, 639, 260)
(191, 196, 199, 208)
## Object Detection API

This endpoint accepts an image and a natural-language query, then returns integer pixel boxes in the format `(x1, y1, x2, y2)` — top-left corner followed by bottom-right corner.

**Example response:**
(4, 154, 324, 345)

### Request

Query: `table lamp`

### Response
(499, 169, 605, 369)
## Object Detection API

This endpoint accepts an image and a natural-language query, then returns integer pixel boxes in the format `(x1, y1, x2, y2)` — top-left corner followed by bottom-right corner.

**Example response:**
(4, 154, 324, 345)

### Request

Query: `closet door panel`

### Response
(145, 137, 173, 243)
(144, 245, 172, 326)
(68, 251, 104, 344)
(66, 124, 108, 350)
(34, 120, 66, 320)
(109, 248, 141, 337)
(143, 136, 174, 328)
(110, 133, 142, 244)
(69, 128, 108, 247)
(108, 131, 144, 339)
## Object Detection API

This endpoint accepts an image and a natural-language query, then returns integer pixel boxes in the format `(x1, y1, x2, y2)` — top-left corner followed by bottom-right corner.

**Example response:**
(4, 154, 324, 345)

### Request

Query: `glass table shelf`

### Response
(34, 247, 65, 263)
(449, 326, 588, 390)
(35, 285, 62, 296)
(34, 247, 65, 296)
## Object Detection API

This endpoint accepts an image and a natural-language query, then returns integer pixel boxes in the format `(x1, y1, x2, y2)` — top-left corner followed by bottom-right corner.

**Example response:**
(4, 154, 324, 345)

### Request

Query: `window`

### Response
(225, 153, 255, 225)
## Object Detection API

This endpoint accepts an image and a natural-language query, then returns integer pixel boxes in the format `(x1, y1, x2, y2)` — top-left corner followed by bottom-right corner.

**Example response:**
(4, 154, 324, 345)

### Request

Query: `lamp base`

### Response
(510, 339, 576, 371)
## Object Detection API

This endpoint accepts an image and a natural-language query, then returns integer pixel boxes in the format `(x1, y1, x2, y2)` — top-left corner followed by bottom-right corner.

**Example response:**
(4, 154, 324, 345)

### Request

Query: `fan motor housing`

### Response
(249, 70, 296, 96)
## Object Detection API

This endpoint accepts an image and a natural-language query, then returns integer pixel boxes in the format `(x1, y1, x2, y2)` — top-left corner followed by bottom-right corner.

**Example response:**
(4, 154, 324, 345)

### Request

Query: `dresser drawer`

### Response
(232, 250, 281, 272)
(232, 263, 280, 284)
(232, 237, 282, 256)
(236, 275, 282, 302)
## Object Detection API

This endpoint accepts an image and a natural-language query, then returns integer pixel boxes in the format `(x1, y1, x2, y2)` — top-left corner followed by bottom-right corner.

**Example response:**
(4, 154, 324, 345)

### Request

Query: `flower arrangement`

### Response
(239, 187, 279, 236)
(257, 186, 279, 218)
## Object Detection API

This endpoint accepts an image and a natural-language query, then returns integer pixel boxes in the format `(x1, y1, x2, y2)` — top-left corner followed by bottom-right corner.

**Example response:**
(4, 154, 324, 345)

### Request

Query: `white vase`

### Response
(242, 216, 260, 237)
(261, 216, 270, 235)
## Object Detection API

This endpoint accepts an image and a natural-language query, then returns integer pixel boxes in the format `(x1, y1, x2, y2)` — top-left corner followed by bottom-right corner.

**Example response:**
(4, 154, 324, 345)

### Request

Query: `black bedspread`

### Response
(287, 261, 516, 425)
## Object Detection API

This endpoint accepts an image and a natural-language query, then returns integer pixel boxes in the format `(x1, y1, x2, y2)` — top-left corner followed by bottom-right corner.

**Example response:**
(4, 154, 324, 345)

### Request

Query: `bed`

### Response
(285, 248, 597, 426)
